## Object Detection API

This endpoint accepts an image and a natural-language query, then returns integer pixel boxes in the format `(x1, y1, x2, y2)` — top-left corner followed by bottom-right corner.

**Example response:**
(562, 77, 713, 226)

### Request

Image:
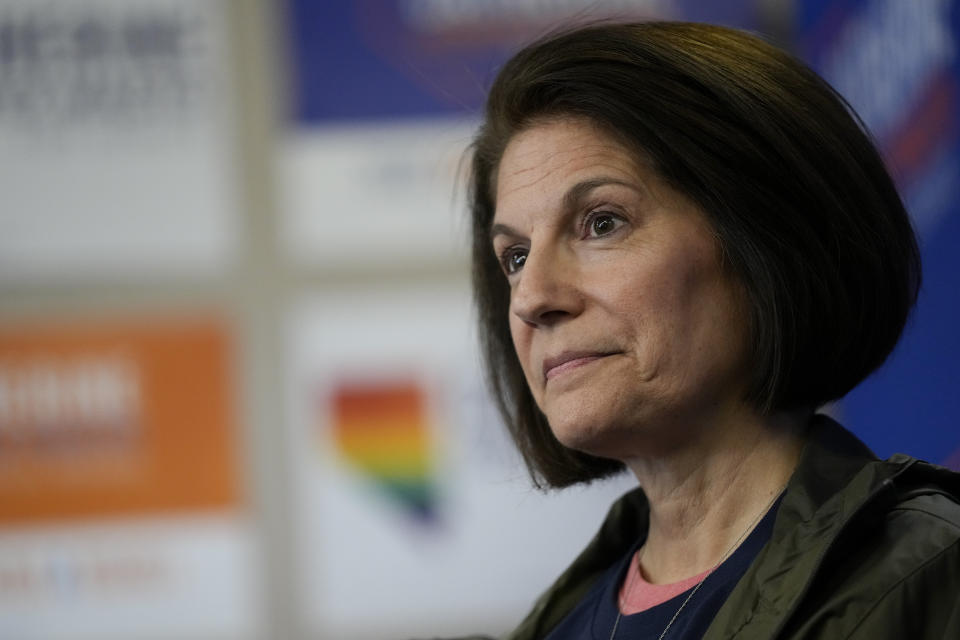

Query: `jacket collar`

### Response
(705, 414, 918, 639)
(507, 414, 919, 640)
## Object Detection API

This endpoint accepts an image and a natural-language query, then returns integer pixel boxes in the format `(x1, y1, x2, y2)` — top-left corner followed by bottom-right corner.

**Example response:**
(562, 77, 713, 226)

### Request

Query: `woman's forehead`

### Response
(495, 121, 644, 209)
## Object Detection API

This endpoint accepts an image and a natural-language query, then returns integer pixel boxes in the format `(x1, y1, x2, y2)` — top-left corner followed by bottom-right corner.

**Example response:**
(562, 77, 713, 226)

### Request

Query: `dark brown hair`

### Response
(469, 22, 921, 488)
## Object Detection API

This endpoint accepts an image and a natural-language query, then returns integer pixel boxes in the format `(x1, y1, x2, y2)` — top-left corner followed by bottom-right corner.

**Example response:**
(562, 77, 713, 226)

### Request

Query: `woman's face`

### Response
(491, 118, 752, 460)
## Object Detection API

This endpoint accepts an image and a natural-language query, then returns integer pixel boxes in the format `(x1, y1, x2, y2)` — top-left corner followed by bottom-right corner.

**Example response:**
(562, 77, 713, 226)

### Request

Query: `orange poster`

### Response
(0, 316, 240, 524)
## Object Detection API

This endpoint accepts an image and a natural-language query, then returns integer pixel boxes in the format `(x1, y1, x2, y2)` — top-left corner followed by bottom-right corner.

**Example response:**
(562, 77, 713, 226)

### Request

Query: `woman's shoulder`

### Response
(881, 458, 960, 558)
(888, 472, 960, 531)
(774, 459, 960, 639)
(705, 440, 960, 640)
(873, 462, 960, 581)
(861, 459, 960, 578)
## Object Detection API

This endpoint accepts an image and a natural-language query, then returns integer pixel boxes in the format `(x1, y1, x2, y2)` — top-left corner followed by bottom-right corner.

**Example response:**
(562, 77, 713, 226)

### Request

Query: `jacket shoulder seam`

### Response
(891, 505, 960, 530)
(840, 536, 960, 639)
(890, 493, 960, 531)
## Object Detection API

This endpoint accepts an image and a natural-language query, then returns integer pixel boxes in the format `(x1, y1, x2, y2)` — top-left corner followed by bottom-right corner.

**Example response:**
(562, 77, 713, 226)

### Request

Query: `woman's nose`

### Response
(510, 248, 583, 327)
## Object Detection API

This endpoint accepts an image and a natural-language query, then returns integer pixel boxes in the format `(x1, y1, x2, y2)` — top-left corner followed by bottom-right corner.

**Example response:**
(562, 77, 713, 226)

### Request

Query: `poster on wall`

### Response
(280, 118, 477, 269)
(280, 0, 762, 269)
(286, 286, 636, 639)
(0, 0, 238, 281)
(798, 0, 960, 467)
(0, 317, 259, 639)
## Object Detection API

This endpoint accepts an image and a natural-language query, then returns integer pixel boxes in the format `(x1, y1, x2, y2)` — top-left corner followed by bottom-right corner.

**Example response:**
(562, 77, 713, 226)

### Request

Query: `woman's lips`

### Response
(543, 351, 618, 381)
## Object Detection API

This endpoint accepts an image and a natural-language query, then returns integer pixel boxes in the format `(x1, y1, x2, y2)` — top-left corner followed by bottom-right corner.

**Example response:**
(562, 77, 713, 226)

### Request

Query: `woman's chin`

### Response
(549, 418, 637, 461)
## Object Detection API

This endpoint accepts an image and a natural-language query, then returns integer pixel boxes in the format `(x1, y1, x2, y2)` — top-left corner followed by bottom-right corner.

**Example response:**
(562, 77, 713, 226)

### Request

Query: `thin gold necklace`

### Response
(608, 486, 784, 640)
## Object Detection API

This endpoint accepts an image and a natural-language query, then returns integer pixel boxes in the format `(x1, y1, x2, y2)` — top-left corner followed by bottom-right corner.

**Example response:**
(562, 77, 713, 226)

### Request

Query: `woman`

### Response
(463, 22, 960, 640)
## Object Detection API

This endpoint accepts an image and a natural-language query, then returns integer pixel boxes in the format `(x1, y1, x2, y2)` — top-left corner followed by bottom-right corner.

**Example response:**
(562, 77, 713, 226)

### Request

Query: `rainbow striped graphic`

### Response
(330, 380, 437, 521)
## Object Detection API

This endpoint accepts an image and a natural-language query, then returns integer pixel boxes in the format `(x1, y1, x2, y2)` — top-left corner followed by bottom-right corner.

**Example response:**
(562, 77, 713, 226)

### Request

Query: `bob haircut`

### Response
(469, 22, 921, 489)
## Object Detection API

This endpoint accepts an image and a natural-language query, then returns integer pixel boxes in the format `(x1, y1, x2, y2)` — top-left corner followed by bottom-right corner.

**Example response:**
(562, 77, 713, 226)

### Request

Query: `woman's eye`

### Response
(587, 212, 625, 238)
(500, 248, 527, 275)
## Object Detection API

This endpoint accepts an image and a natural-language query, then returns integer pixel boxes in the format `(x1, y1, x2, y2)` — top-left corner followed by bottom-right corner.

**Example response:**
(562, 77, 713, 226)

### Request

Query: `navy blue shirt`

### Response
(545, 496, 782, 640)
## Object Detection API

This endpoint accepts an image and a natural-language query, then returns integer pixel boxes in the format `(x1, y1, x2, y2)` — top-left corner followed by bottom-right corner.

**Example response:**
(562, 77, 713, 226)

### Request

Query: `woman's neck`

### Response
(625, 409, 808, 584)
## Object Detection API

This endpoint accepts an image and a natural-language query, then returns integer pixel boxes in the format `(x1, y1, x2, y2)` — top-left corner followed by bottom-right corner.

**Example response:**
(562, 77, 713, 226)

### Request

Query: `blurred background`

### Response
(0, 0, 956, 638)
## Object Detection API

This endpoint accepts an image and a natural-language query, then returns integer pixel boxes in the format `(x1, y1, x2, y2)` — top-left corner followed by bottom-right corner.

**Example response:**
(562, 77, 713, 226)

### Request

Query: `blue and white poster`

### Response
(799, 0, 960, 468)
(280, 0, 763, 270)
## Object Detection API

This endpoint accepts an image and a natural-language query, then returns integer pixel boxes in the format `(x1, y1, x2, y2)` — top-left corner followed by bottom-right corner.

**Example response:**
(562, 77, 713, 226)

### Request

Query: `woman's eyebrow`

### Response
(489, 221, 522, 243)
(561, 177, 637, 212)
(490, 177, 641, 243)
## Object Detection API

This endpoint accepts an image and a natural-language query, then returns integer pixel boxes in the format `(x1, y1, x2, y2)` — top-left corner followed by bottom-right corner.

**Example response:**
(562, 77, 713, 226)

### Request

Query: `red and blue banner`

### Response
(799, 0, 960, 468)
(285, 0, 763, 124)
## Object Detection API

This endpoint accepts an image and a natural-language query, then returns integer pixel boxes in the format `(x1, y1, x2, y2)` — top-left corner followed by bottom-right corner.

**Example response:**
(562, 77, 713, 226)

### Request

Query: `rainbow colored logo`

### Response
(329, 380, 438, 522)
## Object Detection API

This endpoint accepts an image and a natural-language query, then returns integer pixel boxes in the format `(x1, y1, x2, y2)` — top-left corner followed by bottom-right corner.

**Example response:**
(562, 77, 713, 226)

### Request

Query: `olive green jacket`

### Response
(456, 416, 960, 639)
